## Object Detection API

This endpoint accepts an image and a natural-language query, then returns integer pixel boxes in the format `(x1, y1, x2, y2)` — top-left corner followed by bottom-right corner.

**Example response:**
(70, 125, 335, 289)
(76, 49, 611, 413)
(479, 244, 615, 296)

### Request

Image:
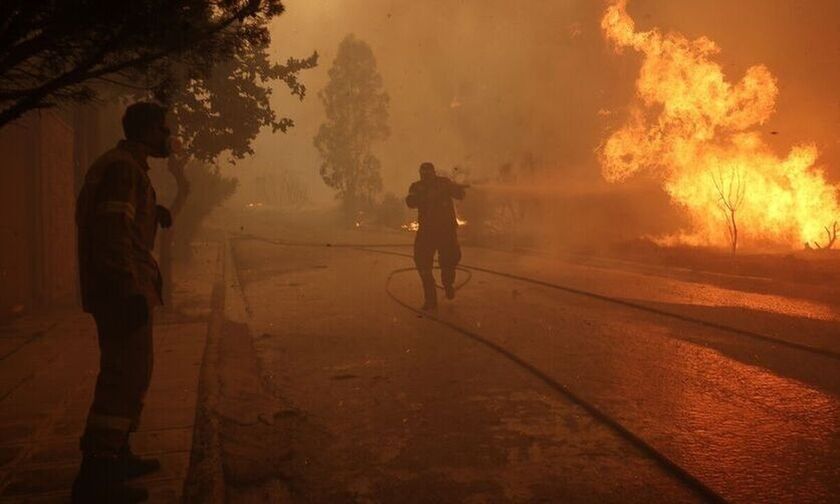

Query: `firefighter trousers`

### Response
(81, 300, 153, 456)
(414, 229, 461, 303)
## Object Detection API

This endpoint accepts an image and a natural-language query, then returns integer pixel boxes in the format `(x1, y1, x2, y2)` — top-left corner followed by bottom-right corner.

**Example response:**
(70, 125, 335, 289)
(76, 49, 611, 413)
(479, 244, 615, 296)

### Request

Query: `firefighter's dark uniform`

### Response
(75, 140, 162, 457)
(406, 176, 465, 305)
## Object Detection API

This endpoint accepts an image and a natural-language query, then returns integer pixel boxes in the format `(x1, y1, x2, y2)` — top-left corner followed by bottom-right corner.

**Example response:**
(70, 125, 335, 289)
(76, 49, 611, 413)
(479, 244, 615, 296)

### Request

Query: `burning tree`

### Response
(711, 166, 747, 254)
(598, 0, 840, 250)
(0, 1, 288, 130)
(313, 35, 390, 219)
(809, 222, 838, 250)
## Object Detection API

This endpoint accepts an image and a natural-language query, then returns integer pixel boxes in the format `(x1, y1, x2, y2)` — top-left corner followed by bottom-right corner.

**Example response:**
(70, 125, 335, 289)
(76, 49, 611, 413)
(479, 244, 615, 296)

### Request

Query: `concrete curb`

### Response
(183, 239, 227, 503)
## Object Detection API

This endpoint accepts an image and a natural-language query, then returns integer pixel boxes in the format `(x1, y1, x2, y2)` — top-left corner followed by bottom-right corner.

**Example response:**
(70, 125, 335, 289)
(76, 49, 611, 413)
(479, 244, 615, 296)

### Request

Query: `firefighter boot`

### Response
(444, 283, 455, 300)
(120, 445, 161, 479)
(441, 262, 457, 300)
(71, 456, 149, 503)
(420, 270, 437, 310)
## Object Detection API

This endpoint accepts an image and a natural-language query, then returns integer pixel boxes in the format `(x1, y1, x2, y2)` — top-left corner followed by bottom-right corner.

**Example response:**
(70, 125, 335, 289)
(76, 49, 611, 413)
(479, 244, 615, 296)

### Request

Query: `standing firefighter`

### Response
(72, 102, 173, 503)
(406, 162, 466, 309)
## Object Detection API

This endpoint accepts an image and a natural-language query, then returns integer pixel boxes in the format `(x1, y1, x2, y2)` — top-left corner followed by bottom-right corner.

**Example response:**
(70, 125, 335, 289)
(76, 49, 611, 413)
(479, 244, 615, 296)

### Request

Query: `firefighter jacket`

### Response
(406, 176, 465, 233)
(76, 140, 162, 313)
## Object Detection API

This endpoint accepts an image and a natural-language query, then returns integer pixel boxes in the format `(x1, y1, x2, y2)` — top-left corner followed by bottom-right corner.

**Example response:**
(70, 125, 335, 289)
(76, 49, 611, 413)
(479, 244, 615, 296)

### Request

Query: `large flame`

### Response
(599, 0, 840, 249)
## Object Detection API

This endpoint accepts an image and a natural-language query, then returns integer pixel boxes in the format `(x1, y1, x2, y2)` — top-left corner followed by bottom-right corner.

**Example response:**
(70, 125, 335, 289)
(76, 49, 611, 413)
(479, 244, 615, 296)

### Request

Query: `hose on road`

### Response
(384, 266, 726, 503)
(238, 234, 840, 361)
(355, 246, 840, 362)
(233, 233, 840, 502)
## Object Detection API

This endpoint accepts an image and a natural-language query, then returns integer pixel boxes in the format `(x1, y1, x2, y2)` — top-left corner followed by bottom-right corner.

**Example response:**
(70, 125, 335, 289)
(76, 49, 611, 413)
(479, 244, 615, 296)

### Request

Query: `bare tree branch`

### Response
(811, 221, 838, 250)
(711, 166, 746, 254)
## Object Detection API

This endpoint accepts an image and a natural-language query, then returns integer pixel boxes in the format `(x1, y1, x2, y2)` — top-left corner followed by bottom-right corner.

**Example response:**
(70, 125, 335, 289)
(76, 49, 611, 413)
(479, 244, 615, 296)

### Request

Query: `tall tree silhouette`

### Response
(314, 35, 389, 217)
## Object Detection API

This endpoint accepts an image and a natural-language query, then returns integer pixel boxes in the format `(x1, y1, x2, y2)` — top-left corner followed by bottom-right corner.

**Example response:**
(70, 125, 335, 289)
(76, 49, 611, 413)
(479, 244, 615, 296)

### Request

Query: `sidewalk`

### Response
(0, 241, 221, 503)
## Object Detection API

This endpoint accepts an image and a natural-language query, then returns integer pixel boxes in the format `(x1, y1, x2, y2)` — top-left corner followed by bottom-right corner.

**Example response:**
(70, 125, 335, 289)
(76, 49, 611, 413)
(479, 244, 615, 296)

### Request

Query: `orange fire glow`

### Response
(400, 219, 466, 232)
(599, 0, 840, 250)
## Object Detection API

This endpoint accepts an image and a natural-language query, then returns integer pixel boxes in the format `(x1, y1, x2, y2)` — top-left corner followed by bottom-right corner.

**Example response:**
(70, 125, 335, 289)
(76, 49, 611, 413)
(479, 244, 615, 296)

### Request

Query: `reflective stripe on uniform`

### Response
(96, 201, 136, 220)
(86, 412, 133, 432)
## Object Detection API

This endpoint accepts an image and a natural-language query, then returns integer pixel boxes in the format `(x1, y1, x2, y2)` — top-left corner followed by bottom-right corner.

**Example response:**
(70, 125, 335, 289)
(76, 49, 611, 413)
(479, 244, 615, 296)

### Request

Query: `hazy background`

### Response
(225, 0, 840, 242)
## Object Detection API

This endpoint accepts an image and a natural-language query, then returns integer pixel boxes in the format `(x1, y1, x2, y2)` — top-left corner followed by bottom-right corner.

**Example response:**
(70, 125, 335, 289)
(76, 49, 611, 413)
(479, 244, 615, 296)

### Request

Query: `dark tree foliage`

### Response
(150, 34, 317, 265)
(0, 0, 286, 129)
(156, 49, 318, 164)
(313, 35, 389, 215)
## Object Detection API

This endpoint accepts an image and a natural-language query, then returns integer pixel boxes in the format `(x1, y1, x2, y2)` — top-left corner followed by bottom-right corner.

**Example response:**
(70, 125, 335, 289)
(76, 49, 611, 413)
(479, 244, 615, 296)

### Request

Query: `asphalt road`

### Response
(221, 215, 840, 503)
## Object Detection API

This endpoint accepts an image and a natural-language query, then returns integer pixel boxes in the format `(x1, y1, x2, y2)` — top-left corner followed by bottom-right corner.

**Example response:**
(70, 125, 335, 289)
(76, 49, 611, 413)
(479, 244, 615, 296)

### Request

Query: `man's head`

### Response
(419, 162, 436, 182)
(122, 102, 171, 158)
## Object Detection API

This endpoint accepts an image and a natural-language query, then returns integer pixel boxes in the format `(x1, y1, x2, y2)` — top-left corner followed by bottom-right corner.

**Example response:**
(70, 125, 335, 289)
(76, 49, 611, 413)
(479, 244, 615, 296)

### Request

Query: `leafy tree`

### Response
(156, 50, 318, 166)
(153, 38, 315, 245)
(143, 19, 316, 301)
(0, 0, 286, 129)
(313, 35, 389, 217)
(157, 38, 315, 311)
(148, 35, 317, 221)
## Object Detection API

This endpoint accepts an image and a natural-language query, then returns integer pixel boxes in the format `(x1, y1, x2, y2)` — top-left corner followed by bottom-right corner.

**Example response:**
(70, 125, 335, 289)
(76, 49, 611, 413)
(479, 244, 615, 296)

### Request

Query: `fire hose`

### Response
(381, 264, 726, 504)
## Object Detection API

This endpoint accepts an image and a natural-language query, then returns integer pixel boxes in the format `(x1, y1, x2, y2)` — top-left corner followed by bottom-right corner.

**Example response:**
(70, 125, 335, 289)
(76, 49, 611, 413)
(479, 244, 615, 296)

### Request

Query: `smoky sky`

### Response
(231, 0, 840, 204)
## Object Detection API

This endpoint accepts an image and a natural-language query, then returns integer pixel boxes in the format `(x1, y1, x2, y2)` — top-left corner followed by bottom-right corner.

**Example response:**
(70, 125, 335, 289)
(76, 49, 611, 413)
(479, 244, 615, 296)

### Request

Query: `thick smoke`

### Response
(232, 0, 840, 248)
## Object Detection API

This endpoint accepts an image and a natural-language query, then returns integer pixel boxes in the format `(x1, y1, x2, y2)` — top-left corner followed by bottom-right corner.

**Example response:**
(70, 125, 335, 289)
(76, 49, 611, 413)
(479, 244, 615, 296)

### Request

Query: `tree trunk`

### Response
(729, 210, 738, 255)
(160, 154, 190, 307)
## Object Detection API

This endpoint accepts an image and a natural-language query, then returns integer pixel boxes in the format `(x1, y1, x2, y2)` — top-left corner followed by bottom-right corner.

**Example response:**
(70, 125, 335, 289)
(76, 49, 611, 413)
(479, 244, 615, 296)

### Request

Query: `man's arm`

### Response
(449, 179, 466, 200)
(90, 162, 141, 299)
(406, 182, 423, 208)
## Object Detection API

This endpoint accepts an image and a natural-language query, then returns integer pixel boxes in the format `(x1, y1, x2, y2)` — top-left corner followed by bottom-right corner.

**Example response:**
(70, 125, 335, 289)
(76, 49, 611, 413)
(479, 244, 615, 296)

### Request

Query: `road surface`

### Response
(208, 212, 840, 503)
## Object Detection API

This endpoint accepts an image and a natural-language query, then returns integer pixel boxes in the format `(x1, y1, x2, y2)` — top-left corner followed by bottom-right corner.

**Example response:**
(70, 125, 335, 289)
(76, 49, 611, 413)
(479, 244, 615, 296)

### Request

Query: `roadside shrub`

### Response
(173, 161, 238, 259)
